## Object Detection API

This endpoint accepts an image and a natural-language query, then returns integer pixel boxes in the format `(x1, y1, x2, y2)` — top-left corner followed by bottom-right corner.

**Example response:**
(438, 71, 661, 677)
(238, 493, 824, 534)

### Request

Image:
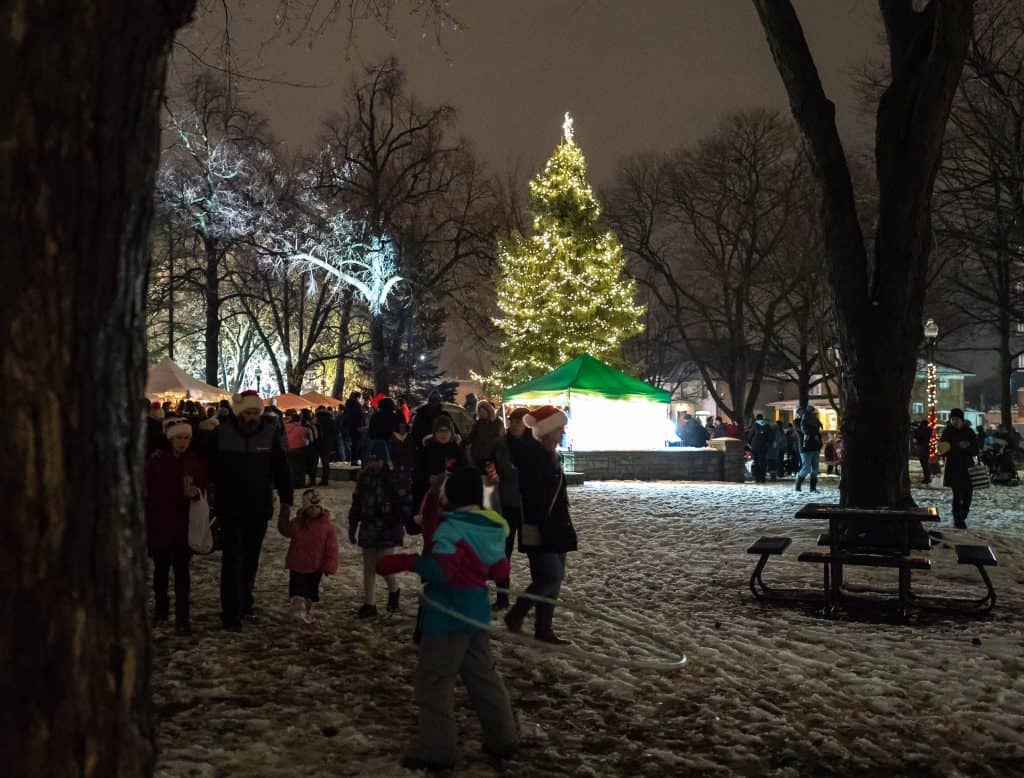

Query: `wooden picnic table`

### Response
(793, 503, 939, 616)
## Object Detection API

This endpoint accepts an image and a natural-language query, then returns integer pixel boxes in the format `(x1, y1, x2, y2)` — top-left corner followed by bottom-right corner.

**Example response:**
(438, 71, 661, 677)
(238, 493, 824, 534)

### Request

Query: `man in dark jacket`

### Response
(315, 406, 338, 486)
(206, 390, 293, 631)
(939, 408, 978, 528)
(746, 414, 774, 484)
(681, 413, 709, 447)
(411, 391, 445, 449)
(503, 406, 577, 645)
(342, 391, 365, 466)
(795, 406, 823, 493)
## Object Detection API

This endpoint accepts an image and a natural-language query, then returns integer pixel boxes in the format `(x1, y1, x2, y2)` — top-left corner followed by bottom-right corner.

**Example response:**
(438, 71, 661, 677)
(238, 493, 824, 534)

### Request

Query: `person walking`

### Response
(746, 414, 774, 484)
(375, 467, 519, 771)
(489, 408, 529, 611)
(348, 441, 405, 618)
(939, 408, 978, 529)
(206, 390, 293, 631)
(315, 405, 338, 486)
(278, 488, 339, 623)
(503, 406, 577, 645)
(342, 391, 365, 466)
(145, 416, 207, 636)
(913, 418, 933, 485)
(795, 405, 823, 493)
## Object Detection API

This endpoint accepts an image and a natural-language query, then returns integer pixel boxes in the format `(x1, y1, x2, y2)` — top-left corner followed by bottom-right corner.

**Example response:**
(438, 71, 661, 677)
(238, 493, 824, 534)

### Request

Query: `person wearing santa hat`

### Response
(503, 405, 577, 645)
(145, 416, 207, 636)
(204, 390, 294, 631)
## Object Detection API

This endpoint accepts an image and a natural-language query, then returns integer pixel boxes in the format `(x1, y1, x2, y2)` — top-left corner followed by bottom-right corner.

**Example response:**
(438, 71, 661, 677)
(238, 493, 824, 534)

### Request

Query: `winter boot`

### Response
(794, 476, 804, 492)
(304, 600, 317, 623)
(504, 600, 530, 634)
(386, 589, 401, 613)
(492, 592, 510, 612)
(356, 604, 378, 619)
(534, 613, 571, 646)
(954, 517, 967, 530)
(290, 596, 307, 621)
(809, 476, 818, 493)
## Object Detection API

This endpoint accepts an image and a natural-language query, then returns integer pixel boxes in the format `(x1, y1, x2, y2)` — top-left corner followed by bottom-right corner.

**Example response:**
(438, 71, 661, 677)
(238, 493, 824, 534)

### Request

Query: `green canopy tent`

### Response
(502, 354, 673, 449)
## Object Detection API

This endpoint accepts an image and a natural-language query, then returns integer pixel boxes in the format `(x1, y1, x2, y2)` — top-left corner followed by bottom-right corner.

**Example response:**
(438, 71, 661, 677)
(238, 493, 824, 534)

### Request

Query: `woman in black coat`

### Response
(939, 408, 978, 528)
(503, 405, 577, 645)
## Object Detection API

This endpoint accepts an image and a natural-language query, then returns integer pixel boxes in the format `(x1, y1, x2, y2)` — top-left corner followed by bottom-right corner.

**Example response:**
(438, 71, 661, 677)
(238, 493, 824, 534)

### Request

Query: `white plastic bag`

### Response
(188, 491, 214, 553)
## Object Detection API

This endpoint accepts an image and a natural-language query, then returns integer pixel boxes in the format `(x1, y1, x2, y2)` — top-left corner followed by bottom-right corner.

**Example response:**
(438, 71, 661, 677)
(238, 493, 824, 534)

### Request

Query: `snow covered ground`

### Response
(153, 476, 1024, 776)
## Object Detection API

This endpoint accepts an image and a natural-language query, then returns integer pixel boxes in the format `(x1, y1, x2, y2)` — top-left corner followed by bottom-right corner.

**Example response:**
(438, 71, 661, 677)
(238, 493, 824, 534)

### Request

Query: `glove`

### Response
(377, 554, 418, 577)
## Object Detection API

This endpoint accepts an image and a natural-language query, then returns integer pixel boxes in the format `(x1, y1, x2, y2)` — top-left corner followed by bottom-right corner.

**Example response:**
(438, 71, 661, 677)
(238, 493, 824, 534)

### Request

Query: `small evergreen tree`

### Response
(492, 114, 644, 387)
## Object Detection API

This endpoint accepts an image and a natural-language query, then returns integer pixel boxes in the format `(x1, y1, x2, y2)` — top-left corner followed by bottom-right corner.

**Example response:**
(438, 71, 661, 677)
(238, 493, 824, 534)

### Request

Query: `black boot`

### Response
(386, 589, 400, 613)
(534, 612, 571, 645)
(492, 592, 510, 612)
(809, 476, 818, 493)
(504, 600, 530, 633)
(795, 477, 804, 492)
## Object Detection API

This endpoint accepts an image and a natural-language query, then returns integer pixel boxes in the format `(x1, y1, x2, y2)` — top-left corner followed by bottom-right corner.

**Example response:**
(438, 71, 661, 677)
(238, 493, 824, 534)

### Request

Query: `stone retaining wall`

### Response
(562, 448, 733, 482)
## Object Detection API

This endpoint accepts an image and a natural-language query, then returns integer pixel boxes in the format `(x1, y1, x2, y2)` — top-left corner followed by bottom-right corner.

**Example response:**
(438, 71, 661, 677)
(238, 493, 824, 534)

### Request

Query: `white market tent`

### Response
(145, 357, 232, 403)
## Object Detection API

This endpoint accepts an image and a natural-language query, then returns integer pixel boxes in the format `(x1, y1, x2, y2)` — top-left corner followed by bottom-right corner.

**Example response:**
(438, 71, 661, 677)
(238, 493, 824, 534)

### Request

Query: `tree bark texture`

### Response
(203, 238, 222, 386)
(0, 1, 195, 775)
(753, 0, 973, 507)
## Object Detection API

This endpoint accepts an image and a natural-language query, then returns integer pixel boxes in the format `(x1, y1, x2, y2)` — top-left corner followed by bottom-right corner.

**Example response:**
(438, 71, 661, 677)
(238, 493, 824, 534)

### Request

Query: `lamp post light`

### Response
(254, 366, 262, 394)
(924, 318, 940, 475)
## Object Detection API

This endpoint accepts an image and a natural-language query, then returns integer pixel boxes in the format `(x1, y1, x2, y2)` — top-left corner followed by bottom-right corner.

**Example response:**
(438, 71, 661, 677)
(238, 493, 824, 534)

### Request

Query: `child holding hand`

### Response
(377, 467, 519, 771)
(278, 488, 339, 623)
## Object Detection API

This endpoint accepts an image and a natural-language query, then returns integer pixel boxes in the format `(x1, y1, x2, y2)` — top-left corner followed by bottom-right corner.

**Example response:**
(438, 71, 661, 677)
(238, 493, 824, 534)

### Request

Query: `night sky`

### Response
(175, 1, 882, 185)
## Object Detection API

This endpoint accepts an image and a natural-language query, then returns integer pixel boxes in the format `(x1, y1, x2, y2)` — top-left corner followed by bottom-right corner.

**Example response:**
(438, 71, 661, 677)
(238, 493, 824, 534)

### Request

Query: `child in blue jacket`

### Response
(376, 466, 519, 770)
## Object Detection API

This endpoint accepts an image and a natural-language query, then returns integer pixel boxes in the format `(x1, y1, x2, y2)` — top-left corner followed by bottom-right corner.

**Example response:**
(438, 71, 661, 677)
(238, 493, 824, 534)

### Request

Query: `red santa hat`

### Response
(162, 416, 193, 440)
(523, 405, 568, 439)
(233, 389, 264, 414)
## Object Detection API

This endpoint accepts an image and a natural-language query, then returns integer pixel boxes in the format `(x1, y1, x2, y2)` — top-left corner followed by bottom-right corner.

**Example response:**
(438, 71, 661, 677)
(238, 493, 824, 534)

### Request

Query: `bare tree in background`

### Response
(752, 0, 973, 507)
(934, 0, 1024, 431)
(609, 109, 808, 426)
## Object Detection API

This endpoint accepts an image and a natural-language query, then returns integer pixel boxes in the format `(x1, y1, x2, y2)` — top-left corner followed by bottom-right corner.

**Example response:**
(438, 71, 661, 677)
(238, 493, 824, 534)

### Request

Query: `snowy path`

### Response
(153, 479, 1024, 776)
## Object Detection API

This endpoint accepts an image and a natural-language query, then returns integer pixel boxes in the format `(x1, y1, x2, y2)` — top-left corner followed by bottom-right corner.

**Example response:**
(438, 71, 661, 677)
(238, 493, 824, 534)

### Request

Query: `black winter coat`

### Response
(316, 411, 338, 454)
(516, 436, 577, 553)
(205, 417, 293, 521)
(800, 415, 823, 453)
(342, 399, 364, 434)
(940, 423, 978, 491)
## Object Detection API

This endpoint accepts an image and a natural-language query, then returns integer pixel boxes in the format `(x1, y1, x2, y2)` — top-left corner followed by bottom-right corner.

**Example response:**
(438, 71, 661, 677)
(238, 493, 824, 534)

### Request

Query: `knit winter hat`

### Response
(950, 408, 965, 420)
(233, 389, 263, 414)
(507, 407, 530, 422)
(301, 488, 323, 514)
(524, 405, 568, 439)
(163, 416, 192, 440)
(432, 414, 454, 434)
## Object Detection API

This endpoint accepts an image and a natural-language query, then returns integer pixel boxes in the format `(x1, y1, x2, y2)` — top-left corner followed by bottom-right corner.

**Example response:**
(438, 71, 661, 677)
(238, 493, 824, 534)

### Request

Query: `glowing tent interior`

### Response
(501, 354, 674, 450)
(145, 356, 232, 403)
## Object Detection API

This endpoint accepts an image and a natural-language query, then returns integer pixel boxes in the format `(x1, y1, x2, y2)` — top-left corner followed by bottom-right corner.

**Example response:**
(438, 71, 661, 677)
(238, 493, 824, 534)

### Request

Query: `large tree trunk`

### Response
(0, 1, 195, 775)
(753, 0, 973, 507)
(203, 238, 221, 386)
(370, 313, 390, 395)
(999, 311, 1014, 431)
(331, 293, 354, 399)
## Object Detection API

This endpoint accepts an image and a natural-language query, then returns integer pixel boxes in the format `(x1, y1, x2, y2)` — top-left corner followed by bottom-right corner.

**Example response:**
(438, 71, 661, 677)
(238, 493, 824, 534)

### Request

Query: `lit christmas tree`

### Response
(492, 113, 644, 387)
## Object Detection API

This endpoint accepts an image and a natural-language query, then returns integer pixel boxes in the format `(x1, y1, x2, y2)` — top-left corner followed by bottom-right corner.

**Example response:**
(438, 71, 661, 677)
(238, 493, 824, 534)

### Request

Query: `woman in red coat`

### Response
(145, 416, 208, 635)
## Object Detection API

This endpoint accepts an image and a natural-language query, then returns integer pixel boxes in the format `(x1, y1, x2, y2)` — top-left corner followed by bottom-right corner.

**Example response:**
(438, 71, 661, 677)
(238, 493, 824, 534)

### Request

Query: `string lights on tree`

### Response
(490, 112, 644, 387)
(925, 318, 940, 474)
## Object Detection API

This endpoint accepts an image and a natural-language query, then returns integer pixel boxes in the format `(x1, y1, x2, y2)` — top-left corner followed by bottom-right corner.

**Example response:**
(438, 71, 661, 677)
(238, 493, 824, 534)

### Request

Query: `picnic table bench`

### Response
(794, 503, 938, 617)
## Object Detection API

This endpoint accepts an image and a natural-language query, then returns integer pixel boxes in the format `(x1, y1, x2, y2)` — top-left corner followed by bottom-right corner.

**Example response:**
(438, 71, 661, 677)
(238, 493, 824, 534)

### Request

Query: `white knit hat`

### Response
(162, 416, 193, 440)
(233, 390, 264, 414)
(523, 405, 568, 439)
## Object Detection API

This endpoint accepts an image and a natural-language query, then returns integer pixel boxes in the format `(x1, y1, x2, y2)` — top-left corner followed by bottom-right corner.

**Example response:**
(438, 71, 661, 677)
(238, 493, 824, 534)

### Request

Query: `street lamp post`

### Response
(254, 366, 262, 395)
(924, 318, 940, 475)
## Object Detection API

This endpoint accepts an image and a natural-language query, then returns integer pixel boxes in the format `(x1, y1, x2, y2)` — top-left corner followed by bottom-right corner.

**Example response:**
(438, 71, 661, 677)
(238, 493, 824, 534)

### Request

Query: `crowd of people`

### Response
(676, 406, 840, 489)
(143, 389, 579, 769)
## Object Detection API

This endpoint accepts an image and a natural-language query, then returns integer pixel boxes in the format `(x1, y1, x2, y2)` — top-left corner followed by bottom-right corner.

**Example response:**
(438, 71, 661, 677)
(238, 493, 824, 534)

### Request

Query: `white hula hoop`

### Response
(417, 585, 687, 671)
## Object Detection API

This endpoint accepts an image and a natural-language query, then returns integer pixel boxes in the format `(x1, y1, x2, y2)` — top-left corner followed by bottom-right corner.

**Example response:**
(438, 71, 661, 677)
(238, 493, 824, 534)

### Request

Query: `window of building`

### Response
(912, 402, 924, 414)
(939, 411, 950, 422)
(939, 378, 950, 389)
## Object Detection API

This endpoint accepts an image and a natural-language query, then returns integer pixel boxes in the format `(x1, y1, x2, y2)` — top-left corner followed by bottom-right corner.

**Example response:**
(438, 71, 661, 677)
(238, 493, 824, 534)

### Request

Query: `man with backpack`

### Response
(795, 405, 823, 493)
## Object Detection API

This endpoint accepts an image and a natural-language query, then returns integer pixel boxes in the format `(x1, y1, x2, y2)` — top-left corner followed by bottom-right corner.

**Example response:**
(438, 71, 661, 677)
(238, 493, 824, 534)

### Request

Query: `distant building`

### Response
(909, 360, 973, 423)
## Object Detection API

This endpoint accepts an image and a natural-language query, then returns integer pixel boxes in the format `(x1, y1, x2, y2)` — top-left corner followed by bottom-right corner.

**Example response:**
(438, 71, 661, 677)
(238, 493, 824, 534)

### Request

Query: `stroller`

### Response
(981, 439, 1020, 486)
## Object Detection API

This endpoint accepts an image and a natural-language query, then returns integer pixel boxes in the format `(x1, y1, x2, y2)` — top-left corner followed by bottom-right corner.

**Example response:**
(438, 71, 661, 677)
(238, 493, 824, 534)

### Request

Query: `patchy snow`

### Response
(153, 476, 1024, 776)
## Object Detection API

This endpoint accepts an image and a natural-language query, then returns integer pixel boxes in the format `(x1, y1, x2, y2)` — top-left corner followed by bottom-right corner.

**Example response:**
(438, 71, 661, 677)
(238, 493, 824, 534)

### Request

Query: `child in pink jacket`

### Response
(278, 488, 339, 623)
